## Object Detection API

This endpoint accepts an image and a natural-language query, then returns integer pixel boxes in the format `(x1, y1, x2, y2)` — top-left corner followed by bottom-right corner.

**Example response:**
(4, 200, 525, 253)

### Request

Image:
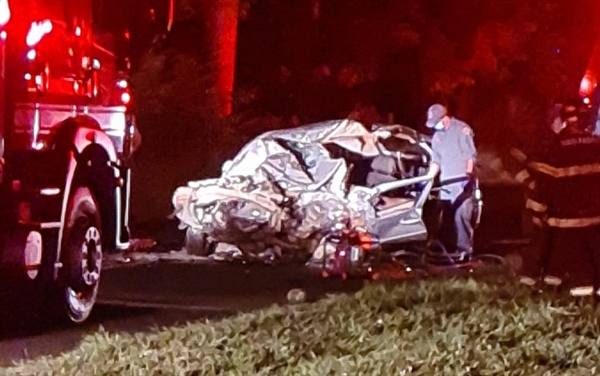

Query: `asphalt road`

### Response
(0, 263, 365, 366)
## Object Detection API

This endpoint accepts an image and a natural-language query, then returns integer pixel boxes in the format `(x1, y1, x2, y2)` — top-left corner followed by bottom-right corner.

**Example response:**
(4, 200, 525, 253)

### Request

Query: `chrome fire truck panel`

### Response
(12, 103, 129, 152)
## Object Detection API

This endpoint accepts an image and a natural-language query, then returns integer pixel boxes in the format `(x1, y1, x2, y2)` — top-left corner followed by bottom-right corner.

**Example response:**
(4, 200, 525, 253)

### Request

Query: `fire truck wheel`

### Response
(60, 187, 103, 324)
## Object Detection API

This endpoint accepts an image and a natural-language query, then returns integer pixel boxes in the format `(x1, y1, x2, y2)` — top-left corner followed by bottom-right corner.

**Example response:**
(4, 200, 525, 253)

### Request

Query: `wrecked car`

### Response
(172, 119, 474, 261)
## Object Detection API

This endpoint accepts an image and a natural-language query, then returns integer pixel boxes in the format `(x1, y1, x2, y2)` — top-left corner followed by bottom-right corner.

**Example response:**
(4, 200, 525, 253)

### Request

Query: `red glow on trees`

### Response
(581, 2, 600, 98)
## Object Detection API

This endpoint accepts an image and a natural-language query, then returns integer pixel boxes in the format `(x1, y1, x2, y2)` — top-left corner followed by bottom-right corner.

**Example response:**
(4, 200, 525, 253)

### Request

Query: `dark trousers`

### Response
(431, 198, 475, 255)
(524, 225, 600, 288)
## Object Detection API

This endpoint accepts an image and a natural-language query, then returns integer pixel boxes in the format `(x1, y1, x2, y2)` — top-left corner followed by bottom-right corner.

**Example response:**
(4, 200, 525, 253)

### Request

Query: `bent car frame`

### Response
(174, 119, 482, 260)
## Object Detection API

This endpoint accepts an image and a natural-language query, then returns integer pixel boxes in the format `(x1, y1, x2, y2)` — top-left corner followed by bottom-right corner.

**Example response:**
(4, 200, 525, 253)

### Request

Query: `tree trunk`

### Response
(205, 0, 239, 117)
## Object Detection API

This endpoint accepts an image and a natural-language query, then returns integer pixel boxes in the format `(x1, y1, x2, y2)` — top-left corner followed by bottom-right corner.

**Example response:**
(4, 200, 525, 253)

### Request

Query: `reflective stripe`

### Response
(529, 161, 600, 178)
(569, 286, 597, 297)
(510, 148, 527, 163)
(532, 216, 545, 227)
(543, 275, 562, 286)
(525, 199, 547, 213)
(546, 216, 600, 228)
(515, 169, 530, 183)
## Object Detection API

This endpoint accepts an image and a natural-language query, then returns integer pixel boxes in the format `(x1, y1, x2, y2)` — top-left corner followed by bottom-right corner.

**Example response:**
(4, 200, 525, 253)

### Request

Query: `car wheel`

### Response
(60, 187, 103, 323)
(184, 228, 212, 256)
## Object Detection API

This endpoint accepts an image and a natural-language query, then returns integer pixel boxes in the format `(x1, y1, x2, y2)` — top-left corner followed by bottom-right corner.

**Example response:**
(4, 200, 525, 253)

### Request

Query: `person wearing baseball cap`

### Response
(426, 103, 477, 262)
(426, 103, 449, 130)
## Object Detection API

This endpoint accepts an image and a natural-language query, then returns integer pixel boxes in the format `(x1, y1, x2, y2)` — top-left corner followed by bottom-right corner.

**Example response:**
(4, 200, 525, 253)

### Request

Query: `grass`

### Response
(4, 272, 600, 376)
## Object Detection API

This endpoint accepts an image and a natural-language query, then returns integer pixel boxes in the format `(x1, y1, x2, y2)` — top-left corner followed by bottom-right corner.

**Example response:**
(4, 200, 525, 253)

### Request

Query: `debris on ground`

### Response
(104, 246, 211, 270)
(286, 288, 307, 304)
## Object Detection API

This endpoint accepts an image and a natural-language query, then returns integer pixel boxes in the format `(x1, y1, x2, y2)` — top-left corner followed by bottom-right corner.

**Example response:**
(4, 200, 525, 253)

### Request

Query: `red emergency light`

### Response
(111, 78, 132, 106)
(121, 92, 131, 105)
(580, 73, 597, 97)
(26, 20, 53, 47)
(0, 0, 10, 27)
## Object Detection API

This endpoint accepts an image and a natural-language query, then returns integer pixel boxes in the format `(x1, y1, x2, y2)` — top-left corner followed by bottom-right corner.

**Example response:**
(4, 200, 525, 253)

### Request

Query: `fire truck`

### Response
(0, 0, 172, 323)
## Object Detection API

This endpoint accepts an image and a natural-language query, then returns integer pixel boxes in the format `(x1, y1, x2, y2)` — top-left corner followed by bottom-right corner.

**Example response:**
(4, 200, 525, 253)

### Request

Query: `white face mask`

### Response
(433, 121, 444, 131)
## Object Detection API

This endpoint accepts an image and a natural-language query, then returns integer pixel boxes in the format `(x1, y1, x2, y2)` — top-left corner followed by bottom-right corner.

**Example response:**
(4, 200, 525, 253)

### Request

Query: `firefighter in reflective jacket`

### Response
(520, 104, 600, 295)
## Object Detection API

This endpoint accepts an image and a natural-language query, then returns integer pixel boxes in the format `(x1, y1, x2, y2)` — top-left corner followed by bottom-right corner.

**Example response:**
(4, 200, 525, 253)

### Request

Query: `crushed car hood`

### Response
(173, 119, 425, 255)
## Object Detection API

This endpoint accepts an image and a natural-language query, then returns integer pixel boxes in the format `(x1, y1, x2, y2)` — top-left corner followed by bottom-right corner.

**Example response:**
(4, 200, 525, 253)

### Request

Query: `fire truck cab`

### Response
(0, 0, 170, 323)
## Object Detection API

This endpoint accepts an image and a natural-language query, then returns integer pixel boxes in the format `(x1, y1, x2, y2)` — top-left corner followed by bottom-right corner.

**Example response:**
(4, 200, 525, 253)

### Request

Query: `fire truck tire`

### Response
(57, 187, 103, 324)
